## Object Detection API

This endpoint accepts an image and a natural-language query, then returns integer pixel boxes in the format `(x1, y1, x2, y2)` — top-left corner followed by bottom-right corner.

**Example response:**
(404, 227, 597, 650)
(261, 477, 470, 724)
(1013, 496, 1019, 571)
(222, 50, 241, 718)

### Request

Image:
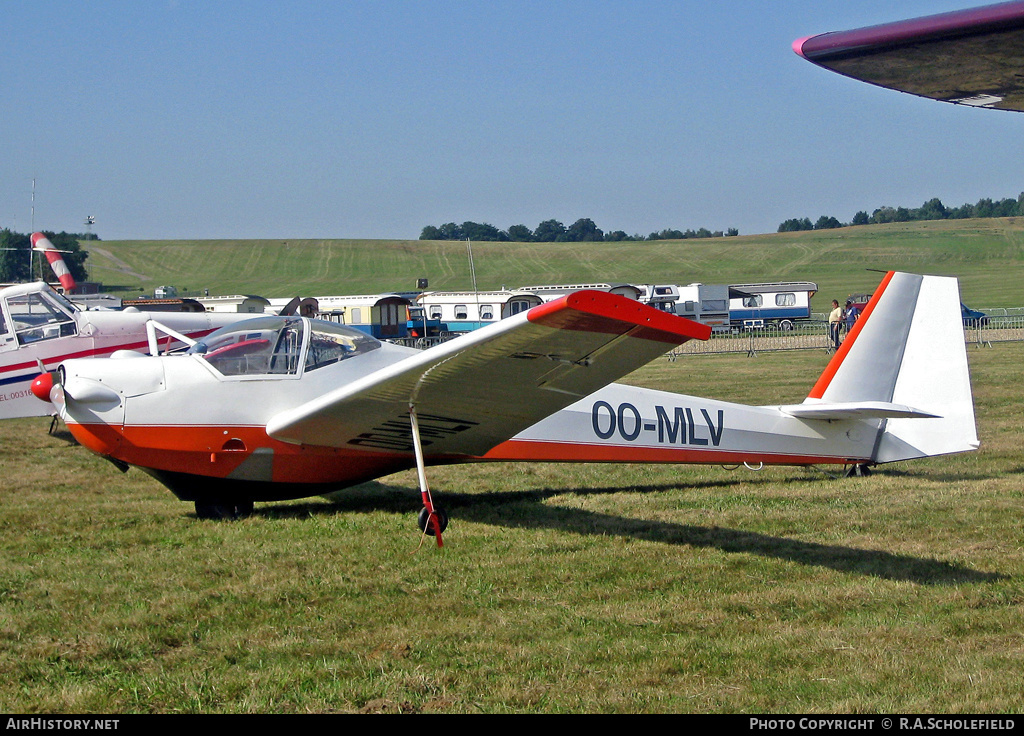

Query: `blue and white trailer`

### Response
(728, 281, 818, 330)
(416, 290, 543, 333)
(312, 294, 413, 339)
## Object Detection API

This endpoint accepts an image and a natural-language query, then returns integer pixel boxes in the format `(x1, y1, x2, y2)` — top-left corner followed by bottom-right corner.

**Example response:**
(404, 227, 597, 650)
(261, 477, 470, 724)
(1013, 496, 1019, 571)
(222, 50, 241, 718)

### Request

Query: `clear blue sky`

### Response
(4, 0, 1020, 241)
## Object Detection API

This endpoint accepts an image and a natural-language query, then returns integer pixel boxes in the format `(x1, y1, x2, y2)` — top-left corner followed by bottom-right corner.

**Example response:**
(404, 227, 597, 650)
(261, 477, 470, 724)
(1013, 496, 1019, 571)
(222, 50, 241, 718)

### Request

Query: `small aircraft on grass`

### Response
(32, 270, 977, 545)
(0, 234, 268, 421)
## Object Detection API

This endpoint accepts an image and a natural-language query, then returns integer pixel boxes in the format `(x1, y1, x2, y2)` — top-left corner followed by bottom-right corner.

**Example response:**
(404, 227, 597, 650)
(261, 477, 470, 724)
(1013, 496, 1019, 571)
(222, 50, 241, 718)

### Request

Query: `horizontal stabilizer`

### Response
(779, 400, 939, 420)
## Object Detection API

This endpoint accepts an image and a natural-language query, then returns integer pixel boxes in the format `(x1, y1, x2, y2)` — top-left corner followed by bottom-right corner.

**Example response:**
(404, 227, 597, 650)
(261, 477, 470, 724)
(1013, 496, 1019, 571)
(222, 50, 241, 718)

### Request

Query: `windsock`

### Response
(31, 232, 76, 291)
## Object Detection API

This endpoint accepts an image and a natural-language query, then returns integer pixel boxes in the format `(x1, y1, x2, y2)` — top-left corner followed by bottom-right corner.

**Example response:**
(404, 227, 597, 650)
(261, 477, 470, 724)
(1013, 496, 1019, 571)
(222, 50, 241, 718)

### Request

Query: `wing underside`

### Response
(266, 291, 710, 457)
(795, 2, 1024, 111)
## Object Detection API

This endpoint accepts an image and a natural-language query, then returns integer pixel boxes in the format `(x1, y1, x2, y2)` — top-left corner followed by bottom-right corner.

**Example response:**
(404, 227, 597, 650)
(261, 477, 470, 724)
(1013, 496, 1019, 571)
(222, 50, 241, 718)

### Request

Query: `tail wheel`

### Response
(417, 506, 449, 536)
(844, 464, 872, 478)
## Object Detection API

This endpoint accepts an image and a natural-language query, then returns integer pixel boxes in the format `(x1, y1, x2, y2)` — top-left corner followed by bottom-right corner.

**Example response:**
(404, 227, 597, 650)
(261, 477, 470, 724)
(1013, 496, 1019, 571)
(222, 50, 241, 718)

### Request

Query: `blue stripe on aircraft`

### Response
(0, 373, 31, 388)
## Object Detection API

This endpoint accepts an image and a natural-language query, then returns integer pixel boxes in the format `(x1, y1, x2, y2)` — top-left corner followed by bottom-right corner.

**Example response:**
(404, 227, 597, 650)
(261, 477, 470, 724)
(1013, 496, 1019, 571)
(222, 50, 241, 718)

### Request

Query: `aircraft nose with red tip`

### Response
(30, 371, 55, 402)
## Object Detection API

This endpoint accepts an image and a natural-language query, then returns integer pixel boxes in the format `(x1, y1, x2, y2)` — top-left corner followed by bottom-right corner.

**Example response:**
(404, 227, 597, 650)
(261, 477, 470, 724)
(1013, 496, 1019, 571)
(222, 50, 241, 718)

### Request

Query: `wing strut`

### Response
(409, 402, 447, 547)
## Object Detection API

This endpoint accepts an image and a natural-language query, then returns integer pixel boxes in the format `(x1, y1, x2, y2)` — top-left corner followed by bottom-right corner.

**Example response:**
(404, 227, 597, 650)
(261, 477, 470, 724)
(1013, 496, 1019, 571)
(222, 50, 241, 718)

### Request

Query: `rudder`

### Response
(805, 272, 978, 462)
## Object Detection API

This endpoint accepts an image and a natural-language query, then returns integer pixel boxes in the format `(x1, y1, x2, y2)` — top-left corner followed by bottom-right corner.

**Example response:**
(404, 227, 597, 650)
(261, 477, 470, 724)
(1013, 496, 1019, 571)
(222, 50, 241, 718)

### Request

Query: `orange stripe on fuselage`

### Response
(808, 271, 895, 400)
(65, 421, 415, 484)
(482, 439, 868, 466)
(66, 418, 871, 489)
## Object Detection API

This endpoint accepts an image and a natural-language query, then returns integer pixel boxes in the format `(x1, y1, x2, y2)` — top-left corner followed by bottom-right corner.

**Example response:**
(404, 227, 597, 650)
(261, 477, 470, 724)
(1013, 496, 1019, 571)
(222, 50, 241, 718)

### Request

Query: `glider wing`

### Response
(794, 1, 1024, 111)
(267, 291, 710, 457)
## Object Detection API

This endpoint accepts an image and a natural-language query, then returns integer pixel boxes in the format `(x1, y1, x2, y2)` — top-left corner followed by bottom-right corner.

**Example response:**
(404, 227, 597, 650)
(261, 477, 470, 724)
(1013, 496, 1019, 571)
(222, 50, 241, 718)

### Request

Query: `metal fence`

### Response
(667, 321, 833, 359)
(978, 307, 1024, 318)
(965, 315, 1024, 347)
(666, 315, 1024, 359)
(387, 335, 450, 350)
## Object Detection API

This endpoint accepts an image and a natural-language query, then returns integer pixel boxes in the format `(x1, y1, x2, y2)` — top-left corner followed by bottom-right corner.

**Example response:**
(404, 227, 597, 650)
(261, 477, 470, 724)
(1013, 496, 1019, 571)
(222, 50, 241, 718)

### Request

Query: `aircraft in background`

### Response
(35, 271, 977, 543)
(794, 1, 1024, 111)
(0, 234, 268, 421)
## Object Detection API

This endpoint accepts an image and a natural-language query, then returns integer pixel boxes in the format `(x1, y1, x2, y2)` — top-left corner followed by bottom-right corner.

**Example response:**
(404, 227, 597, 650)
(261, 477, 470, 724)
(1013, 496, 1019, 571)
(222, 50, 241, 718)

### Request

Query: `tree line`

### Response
(0, 229, 92, 284)
(419, 218, 740, 242)
(779, 193, 1024, 232)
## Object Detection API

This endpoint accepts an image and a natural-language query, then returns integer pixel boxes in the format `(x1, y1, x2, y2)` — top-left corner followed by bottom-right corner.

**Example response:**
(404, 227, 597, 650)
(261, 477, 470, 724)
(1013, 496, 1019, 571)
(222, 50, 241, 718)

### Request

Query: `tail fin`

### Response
(789, 272, 978, 462)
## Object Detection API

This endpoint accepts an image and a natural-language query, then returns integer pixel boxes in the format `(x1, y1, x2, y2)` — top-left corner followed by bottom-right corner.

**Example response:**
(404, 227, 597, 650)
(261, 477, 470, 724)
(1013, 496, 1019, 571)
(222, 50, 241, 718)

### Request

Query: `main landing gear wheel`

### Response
(418, 507, 449, 536)
(845, 464, 872, 478)
(195, 500, 254, 520)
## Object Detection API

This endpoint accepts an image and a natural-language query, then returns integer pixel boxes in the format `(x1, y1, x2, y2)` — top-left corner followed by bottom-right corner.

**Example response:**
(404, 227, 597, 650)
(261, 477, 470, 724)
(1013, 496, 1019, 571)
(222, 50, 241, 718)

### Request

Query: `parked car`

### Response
(845, 293, 872, 313)
(961, 303, 989, 328)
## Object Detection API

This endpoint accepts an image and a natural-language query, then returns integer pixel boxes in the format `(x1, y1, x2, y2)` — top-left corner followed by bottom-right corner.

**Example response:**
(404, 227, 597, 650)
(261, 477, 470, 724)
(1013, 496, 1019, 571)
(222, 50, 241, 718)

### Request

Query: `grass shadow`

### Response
(871, 467, 1001, 483)
(260, 478, 1005, 586)
(46, 427, 78, 445)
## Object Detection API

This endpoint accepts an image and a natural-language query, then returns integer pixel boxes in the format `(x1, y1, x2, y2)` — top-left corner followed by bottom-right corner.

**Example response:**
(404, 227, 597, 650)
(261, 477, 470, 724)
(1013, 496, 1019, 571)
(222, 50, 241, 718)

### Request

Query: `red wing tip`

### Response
(528, 289, 711, 343)
(792, 36, 812, 58)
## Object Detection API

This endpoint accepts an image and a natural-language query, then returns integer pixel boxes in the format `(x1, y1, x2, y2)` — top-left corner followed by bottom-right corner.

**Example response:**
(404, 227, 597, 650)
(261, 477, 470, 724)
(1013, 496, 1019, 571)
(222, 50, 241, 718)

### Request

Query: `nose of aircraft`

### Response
(59, 353, 165, 403)
(30, 370, 70, 412)
(30, 372, 55, 402)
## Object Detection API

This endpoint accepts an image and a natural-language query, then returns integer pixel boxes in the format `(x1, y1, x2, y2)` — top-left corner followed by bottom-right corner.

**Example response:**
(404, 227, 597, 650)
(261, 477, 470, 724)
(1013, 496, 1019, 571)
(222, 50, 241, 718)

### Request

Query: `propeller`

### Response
(278, 297, 301, 315)
(30, 369, 60, 404)
(279, 297, 318, 317)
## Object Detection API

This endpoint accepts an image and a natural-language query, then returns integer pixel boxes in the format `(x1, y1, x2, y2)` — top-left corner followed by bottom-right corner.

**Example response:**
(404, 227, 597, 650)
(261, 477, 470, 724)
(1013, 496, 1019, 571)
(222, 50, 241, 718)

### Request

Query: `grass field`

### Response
(84, 217, 1024, 308)
(1, 338, 1021, 713)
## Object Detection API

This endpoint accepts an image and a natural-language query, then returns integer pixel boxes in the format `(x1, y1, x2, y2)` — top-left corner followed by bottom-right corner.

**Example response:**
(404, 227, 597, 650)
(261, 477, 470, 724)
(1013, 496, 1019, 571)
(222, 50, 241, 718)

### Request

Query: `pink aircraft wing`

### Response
(794, 1, 1024, 111)
(266, 291, 710, 457)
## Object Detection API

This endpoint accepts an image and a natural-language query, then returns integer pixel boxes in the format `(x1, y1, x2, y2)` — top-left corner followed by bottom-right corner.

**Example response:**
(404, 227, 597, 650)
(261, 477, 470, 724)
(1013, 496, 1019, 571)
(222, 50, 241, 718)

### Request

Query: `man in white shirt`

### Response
(828, 299, 843, 350)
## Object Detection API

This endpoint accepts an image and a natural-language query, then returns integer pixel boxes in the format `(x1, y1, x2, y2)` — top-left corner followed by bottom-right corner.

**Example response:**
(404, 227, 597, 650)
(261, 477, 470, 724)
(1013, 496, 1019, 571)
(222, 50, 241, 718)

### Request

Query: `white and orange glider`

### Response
(39, 272, 977, 541)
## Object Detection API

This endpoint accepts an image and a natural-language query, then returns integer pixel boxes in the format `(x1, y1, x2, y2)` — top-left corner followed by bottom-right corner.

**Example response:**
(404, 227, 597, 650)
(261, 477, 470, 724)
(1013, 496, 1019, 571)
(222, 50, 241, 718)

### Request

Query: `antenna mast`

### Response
(29, 179, 36, 276)
(466, 238, 478, 293)
(466, 238, 481, 318)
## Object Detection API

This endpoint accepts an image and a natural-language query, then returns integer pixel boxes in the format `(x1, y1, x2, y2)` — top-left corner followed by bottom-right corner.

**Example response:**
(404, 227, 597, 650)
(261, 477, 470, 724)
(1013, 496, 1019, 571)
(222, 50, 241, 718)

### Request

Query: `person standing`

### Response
(829, 299, 843, 350)
(844, 299, 860, 334)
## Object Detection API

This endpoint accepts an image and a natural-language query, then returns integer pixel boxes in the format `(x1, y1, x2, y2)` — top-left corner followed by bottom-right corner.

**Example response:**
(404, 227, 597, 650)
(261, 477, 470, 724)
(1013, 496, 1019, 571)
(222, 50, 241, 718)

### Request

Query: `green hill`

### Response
(84, 217, 1024, 308)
